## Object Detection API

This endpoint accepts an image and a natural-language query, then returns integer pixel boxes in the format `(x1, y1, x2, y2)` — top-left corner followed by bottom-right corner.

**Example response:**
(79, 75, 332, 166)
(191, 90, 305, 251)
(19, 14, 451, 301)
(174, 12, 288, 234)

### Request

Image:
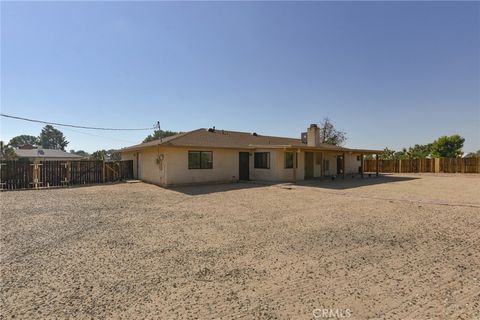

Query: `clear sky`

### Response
(1, 1, 479, 153)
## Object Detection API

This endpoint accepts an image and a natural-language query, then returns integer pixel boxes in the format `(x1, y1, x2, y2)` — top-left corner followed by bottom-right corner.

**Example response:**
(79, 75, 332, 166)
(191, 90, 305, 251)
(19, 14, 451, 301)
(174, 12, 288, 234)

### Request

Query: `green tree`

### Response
(107, 149, 121, 161)
(38, 125, 69, 150)
(380, 148, 396, 160)
(91, 150, 107, 160)
(391, 148, 407, 160)
(8, 135, 39, 148)
(90, 149, 121, 160)
(318, 117, 347, 146)
(143, 129, 179, 143)
(407, 144, 432, 159)
(70, 150, 90, 158)
(431, 135, 465, 158)
(0, 141, 17, 160)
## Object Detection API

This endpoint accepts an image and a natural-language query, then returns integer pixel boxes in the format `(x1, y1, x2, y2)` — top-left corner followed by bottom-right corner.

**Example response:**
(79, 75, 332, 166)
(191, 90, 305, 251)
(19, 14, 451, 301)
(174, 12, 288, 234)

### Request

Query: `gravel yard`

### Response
(1, 174, 479, 319)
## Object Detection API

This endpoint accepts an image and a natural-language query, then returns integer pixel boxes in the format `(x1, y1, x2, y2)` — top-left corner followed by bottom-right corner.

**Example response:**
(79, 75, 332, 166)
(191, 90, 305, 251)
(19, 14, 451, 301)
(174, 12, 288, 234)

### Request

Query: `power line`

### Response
(1, 113, 158, 131)
(60, 126, 138, 144)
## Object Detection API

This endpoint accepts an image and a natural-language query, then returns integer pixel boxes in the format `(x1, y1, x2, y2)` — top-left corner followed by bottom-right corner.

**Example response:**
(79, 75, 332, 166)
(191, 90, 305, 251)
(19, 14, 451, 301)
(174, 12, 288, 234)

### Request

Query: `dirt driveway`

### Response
(1, 174, 479, 319)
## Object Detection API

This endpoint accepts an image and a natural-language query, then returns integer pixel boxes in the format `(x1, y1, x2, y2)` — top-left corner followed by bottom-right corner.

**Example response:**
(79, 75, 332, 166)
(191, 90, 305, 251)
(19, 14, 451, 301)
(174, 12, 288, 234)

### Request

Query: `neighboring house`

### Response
(120, 124, 383, 186)
(14, 148, 84, 161)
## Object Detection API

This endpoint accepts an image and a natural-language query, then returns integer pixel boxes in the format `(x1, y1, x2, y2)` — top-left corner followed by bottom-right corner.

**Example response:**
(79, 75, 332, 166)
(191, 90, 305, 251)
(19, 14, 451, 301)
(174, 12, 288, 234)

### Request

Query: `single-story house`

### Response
(120, 124, 383, 186)
(15, 148, 84, 161)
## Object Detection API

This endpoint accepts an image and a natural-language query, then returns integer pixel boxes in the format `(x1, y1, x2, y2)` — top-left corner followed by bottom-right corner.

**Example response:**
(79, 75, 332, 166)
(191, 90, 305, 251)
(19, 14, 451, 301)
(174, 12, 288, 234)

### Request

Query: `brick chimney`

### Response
(307, 124, 320, 147)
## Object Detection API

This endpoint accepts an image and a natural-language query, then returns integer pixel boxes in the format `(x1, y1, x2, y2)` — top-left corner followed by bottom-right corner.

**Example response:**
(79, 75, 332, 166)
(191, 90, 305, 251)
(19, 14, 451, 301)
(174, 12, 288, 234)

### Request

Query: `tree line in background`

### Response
(1, 120, 478, 160)
(1, 124, 179, 160)
(7, 125, 69, 150)
(68, 149, 122, 161)
(0, 125, 121, 160)
(1, 125, 69, 160)
(372, 134, 479, 160)
(314, 119, 478, 159)
(143, 129, 179, 143)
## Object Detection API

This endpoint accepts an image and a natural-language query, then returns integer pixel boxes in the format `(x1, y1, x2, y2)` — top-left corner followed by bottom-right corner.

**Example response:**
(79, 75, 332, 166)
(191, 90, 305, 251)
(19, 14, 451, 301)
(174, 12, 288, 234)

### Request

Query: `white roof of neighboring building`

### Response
(15, 148, 83, 159)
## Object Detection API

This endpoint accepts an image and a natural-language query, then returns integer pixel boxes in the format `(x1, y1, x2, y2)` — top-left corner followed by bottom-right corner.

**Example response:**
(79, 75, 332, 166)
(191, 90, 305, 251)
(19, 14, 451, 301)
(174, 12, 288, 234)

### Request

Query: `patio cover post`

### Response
(360, 154, 364, 178)
(376, 154, 379, 177)
(293, 150, 297, 184)
(342, 152, 346, 179)
(320, 152, 324, 177)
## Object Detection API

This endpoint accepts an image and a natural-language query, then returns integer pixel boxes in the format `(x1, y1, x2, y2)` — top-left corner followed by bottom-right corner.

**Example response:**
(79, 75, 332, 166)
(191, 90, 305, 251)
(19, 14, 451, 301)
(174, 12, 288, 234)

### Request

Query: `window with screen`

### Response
(284, 152, 298, 169)
(324, 159, 330, 171)
(188, 151, 213, 169)
(254, 152, 270, 169)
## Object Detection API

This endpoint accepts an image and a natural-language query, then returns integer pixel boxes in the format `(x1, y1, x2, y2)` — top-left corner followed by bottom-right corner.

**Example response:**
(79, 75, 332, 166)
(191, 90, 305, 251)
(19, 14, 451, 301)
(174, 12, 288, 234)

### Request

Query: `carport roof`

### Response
(120, 128, 384, 154)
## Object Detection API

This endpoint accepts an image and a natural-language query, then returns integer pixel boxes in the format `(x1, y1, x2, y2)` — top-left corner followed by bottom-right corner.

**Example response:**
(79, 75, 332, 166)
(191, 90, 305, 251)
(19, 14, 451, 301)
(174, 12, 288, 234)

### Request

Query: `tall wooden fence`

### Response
(439, 158, 480, 173)
(363, 158, 480, 174)
(0, 160, 133, 190)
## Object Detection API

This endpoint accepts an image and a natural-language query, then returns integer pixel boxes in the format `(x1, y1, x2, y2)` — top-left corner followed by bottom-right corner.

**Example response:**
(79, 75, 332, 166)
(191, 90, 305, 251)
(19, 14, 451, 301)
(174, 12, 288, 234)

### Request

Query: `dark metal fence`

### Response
(0, 160, 134, 190)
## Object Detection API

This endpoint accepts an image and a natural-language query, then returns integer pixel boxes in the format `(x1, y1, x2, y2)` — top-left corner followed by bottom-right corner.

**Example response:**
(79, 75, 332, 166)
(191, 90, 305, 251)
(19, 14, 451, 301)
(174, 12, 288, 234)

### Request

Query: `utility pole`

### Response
(156, 121, 162, 142)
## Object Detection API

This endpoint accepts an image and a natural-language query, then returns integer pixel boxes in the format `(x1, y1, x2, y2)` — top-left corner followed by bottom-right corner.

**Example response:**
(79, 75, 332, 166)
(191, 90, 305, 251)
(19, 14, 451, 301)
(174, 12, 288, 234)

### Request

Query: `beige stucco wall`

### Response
(123, 147, 311, 186)
(122, 146, 368, 186)
(165, 147, 241, 186)
(317, 152, 362, 176)
(250, 149, 305, 182)
(278, 150, 305, 181)
(322, 152, 338, 176)
(344, 153, 361, 174)
(121, 147, 166, 185)
(123, 147, 244, 186)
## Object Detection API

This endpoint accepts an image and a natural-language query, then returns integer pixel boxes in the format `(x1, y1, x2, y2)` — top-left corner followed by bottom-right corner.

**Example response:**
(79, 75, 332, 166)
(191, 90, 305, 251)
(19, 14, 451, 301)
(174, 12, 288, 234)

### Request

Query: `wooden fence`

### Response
(0, 160, 133, 190)
(439, 158, 480, 173)
(363, 158, 480, 174)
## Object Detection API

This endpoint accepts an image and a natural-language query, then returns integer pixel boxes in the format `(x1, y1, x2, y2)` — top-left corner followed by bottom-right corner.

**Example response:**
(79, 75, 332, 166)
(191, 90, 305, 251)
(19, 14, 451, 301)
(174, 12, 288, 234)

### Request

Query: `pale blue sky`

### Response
(1, 1, 479, 153)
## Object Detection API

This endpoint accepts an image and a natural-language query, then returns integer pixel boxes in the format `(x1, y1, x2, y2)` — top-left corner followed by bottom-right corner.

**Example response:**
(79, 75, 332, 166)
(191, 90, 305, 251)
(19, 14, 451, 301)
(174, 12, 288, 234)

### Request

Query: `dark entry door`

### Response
(337, 156, 343, 174)
(239, 152, 249, 180)
(304, 152, 314, 179)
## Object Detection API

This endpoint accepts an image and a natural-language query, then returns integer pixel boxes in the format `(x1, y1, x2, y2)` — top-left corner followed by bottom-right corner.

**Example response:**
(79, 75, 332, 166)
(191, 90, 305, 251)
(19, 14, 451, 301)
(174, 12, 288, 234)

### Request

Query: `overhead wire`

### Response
(59, 126, 139, 145)
(1, 113, 157, 131)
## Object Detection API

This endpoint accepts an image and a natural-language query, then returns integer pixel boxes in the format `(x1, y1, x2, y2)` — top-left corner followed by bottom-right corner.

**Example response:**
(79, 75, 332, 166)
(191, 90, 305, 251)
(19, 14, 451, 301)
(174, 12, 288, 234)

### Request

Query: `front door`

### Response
(239, 152, 249, 180)
(304, 152, 314, 179)
(337, 156, 343, 174)
(316, 152, 323, 177)
(135, 152, 140, 179)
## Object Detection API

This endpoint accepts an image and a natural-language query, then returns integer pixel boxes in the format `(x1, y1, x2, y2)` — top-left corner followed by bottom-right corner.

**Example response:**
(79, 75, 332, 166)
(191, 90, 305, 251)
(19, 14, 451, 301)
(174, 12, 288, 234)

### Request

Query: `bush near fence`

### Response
(0, 160, 134, 190)
(363, 158, 480, 174)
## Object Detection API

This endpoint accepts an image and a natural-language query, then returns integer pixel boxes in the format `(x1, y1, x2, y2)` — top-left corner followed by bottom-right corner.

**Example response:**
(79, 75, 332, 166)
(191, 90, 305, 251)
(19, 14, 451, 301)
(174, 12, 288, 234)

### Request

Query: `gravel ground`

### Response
(1, 174, 479, 319)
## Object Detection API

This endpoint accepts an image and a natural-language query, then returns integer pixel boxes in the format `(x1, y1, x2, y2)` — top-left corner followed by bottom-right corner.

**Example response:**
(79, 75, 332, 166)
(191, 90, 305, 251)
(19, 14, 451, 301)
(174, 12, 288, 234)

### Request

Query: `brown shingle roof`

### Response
(120, 128, 351, 152)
